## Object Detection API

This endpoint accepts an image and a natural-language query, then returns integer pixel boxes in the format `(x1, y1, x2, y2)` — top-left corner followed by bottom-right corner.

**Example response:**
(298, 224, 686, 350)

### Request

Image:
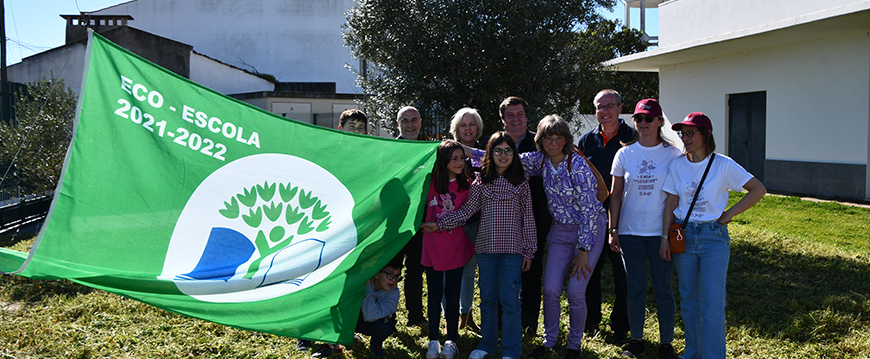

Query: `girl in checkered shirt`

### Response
(421, 132, 537, 359)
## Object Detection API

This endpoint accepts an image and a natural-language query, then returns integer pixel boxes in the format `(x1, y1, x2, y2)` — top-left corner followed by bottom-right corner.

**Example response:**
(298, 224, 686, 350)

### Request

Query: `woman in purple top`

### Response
(518, 115, 606, 358)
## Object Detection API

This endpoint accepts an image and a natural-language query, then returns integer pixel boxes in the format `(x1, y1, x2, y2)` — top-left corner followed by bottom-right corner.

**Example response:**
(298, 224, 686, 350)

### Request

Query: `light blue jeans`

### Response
(442, 218, 478, 314)
(673, 220, 730, 359)
(477, 253, 523, 359)
(620, 234, 675, 343)
(460, 217, 480, 313)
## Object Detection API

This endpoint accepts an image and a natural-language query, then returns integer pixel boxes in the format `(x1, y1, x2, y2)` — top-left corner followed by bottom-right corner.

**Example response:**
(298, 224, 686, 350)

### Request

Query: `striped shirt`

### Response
(437, 174, 537, 258)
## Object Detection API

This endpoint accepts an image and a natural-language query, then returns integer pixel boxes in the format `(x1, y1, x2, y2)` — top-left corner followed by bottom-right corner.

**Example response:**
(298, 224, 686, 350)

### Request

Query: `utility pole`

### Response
(0, 0, 9, 124)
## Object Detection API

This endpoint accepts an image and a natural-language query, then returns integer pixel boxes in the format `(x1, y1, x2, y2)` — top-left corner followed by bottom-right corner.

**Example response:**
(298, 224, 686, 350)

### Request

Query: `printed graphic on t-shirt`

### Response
(429, 193, 457, 219)
(686, 180, 709, 218)
(634, 159, 659, 197)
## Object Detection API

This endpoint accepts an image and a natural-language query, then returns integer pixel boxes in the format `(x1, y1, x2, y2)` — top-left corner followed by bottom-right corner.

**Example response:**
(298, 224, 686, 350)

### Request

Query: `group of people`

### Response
(300, 90, 767, 359)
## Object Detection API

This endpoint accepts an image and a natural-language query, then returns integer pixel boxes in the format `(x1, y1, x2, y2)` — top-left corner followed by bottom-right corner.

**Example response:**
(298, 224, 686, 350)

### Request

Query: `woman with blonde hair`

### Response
(448, 107, 485, 332)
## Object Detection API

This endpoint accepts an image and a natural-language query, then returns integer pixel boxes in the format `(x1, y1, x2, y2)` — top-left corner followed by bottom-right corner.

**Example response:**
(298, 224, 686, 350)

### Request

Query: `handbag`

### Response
(539, 145, 609, 203)
(669, 153, 716, 254)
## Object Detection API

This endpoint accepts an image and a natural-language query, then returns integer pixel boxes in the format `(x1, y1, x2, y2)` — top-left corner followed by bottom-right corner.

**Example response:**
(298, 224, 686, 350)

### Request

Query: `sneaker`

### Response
(566, 349, 581, 359)
(296, 339, 313, 351)
(371, 342, 385, 358)
(311, 344, 342, 358)
(621, 339, 644, 358)
(659, 343, 677, 359)
(526, 345, 552, 358)
(469, 349, 488, 359)
(426, 340, 441, 359)
(442, 340, 458, 359)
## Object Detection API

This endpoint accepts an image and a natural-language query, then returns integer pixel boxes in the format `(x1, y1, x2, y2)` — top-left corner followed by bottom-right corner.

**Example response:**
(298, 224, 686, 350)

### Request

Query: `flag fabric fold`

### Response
(0, 31, 435, 344)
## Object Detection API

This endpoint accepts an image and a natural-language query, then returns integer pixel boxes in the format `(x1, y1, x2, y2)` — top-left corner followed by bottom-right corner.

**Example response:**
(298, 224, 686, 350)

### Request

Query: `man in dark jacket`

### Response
(396, 106, 426, 327)
(577, 90, 635, 344)
(499, 96, 553, 335)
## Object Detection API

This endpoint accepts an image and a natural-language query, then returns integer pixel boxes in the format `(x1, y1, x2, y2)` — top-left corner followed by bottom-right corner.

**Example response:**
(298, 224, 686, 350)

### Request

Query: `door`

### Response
(728, 91, 766, 182)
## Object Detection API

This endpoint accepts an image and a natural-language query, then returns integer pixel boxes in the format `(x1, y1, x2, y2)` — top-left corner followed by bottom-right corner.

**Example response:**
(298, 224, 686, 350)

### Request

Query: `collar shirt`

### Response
(437, 174, 537, 258)
(577, 119, 636, 191)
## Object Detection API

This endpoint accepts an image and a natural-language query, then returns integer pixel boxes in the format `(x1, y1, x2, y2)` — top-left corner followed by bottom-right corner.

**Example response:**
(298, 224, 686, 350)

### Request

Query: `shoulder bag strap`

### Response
(682, 153, 716, 224)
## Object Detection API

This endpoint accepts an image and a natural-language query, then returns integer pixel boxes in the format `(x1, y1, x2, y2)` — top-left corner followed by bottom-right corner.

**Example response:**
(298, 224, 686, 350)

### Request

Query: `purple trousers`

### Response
(541, 213, 606, 349)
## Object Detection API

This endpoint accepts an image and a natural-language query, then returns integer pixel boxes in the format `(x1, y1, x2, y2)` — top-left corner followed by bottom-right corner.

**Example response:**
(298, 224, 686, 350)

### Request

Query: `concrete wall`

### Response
(92, 0, 361, 94)
(658, 30, 870, 199)
(659, 0, 869, 47)
(189, 53, 274, 95)
(8, 45, 87, 94)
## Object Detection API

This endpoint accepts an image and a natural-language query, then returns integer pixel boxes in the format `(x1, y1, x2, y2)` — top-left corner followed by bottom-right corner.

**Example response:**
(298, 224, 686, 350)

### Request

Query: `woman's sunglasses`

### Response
(633, 115, 656, 123)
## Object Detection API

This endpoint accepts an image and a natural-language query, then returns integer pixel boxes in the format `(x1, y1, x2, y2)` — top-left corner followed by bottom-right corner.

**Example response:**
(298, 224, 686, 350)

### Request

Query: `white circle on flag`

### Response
(159, 153, 356, 303)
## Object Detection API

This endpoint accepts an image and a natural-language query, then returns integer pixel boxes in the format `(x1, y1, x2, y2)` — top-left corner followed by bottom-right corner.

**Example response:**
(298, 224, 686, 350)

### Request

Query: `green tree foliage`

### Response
(578, 18, 659, 114)
(344, 0, 657, 137)
(0, 76, 77, 195)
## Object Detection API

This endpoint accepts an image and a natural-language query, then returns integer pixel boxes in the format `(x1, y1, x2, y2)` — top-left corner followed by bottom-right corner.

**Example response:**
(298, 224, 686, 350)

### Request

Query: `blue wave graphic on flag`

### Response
(177, 227, 255, 281)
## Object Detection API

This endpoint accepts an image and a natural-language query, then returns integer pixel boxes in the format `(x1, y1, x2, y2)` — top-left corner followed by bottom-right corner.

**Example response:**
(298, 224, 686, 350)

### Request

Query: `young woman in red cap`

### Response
(660, 112, 766, 359)
(608, 99, 682, 359)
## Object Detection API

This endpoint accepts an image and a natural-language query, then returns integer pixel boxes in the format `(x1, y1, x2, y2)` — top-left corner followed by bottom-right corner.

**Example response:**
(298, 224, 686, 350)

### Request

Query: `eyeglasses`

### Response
(679, 129, 698, 138)
(492, 147, 514, 156)
(633, 115, 655, 123)
(381, 270, 402, 281)
(543, 135, 565, 144)
(596, 103, 618, 111)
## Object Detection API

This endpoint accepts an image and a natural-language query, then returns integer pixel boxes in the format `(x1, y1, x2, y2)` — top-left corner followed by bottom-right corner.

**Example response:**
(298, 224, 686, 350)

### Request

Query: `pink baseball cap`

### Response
(633, 98, 662, 118)
(672, 112, 713, 132)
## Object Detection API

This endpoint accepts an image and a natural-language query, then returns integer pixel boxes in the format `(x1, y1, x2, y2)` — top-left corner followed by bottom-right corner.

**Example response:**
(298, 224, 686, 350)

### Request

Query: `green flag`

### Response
(0, 31, 436, 344)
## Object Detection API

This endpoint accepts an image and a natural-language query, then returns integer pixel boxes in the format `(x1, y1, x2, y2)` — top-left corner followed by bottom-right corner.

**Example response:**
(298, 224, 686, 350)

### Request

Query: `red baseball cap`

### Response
(672, 112, 713, 132)
(633, 98, 662, 118)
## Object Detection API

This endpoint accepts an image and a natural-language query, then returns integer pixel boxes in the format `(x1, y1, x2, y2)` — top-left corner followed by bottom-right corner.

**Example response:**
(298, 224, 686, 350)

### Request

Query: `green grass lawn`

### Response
(0, 193, 868, 358)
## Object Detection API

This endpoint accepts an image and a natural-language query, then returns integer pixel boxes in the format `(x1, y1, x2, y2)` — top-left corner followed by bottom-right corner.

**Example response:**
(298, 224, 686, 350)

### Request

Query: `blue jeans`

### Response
(461, 217, 480, 313)
(620, 234, 676, 343)
(673, 220, 730, 359)
(477, 253, 523, 358)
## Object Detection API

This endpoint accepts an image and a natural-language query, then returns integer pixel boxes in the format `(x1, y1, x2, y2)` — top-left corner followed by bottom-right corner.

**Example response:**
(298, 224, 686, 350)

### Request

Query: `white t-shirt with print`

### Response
(611, 142, 682, 236)
(662, 153, 754, 223)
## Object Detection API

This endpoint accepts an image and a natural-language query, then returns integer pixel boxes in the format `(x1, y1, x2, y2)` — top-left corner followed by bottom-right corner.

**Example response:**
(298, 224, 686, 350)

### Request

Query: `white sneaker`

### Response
(502, 357, 515, 359)
(442, 340, 458, 359)
(426, 340, 441, 359)
(468, 349, 488, 359)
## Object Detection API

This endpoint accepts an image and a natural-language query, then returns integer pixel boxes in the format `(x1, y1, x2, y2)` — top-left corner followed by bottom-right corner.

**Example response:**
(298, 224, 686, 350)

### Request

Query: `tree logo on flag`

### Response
(159, 154, 357, 303)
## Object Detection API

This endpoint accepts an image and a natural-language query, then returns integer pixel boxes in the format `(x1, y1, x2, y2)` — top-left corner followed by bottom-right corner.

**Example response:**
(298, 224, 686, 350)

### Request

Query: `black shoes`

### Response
(659, 343, 677, 359)
(621, 339, 644, 358)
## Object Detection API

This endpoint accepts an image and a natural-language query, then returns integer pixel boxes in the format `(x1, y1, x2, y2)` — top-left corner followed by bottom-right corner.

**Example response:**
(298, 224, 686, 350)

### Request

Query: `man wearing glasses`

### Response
(576, 89, 635, 344)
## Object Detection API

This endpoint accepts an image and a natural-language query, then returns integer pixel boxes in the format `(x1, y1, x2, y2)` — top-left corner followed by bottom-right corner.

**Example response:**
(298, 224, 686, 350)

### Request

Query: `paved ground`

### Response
(767, 193, 870, 208)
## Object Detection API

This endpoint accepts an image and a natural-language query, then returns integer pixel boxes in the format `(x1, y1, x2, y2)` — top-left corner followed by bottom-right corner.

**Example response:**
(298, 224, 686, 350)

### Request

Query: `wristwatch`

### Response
(576, 244, 590, 252)
(608, 227, 618, 234)
(661, 235, 669, 240)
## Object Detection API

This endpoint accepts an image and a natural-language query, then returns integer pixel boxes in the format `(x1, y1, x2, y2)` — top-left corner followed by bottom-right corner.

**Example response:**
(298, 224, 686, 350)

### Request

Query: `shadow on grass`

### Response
(0, 274, 92, 303)
(726, 237, 870, 344)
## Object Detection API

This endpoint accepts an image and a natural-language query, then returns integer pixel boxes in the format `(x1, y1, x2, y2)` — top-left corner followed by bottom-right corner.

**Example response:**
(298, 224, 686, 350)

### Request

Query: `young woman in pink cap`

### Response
(660, 112, 766, 359)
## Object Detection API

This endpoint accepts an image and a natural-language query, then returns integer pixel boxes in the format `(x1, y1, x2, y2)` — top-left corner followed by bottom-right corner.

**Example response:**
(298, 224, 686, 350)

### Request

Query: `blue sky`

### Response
(4, 0, 658, 66)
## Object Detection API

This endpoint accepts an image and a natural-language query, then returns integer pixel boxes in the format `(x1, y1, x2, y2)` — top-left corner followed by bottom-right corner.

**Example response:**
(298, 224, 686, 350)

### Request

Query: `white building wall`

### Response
(658, 31, 870, 164)
(189, 53, 274, 95)
(92, 0, 361, 94)
(659, 0, 870, 47)
(8, 45, 88, 94)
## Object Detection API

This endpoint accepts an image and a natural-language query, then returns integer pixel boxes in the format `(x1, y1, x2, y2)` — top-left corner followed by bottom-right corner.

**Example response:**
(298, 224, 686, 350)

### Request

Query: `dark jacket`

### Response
(577, 119, 637, 192)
